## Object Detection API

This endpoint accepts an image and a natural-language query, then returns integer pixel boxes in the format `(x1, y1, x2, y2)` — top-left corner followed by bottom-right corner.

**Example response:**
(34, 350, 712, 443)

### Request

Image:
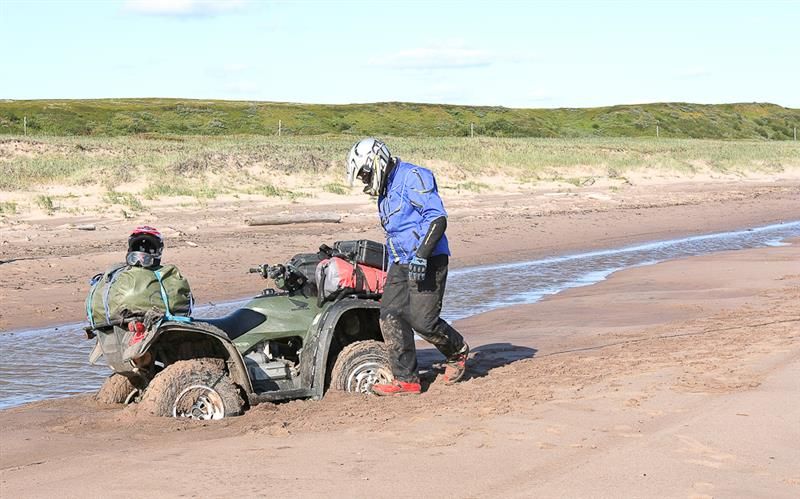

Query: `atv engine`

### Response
(243, 338, 301, 391)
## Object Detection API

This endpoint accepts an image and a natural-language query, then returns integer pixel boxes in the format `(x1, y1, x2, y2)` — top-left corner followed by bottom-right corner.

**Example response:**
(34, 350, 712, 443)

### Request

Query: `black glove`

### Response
(408, 255, 427, 282)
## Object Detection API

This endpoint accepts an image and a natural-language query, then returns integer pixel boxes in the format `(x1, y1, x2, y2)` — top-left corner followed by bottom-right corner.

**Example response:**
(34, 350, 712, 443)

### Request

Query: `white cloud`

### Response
(373, 42, 494, 70)
(222, 62, 250, 73)
(123, 0, 248, 17)
(415, 82, 471, 103)
(205, 62, 253, 79)
(677, 66, 712, 79)
(224, 79, 259, 94)
(516, 89, 554, 106)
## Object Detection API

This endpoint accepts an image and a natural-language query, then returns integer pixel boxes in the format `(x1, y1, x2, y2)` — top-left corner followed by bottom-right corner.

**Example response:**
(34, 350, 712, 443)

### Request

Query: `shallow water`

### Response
(443, 221, 800, 321)
(1, 221, 798, 409)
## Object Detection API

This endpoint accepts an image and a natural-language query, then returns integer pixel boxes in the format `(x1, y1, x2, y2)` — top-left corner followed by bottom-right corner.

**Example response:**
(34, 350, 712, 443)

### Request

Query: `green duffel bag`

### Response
(86, 263, 193, 327)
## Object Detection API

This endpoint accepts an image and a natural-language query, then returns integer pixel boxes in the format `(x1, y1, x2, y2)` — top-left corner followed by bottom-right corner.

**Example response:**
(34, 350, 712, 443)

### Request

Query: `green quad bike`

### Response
(87, 246, 393, 420)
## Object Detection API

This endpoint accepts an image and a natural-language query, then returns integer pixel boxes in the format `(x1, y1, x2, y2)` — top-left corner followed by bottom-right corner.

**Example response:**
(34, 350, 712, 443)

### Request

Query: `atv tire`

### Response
(330, 340, 392, 394)
(137, 358, 244, 419)
(96, 373, 144, 405)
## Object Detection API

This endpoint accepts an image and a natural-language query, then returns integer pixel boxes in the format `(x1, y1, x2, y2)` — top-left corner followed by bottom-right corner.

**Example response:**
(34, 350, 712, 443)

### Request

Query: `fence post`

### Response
(656, 124, 659, 138)
(470, 123, 474, 138)
(278, 120, 282, 137)
(24, 116, 27, 136)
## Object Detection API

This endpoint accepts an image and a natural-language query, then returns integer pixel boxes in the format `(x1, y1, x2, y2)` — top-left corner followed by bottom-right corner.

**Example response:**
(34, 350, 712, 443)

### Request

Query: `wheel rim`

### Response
(123, 389, 140, 405)
(346, 360, 392, 394)
(172, 384, 226, 420)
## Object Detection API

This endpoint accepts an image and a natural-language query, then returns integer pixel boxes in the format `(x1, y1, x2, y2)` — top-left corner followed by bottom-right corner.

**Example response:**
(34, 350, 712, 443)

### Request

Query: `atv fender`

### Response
(148, 321, 254, 395)
(306, 298, 382, 399)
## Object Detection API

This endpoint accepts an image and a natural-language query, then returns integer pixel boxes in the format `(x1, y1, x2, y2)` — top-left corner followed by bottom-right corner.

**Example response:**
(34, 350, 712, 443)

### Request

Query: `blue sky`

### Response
(1, 0, 797, 108)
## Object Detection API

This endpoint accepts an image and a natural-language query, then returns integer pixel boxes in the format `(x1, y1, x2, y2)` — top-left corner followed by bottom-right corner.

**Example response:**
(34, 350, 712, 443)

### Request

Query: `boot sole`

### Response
(443, 370, 466, 385)
(444, 345, 470, 385)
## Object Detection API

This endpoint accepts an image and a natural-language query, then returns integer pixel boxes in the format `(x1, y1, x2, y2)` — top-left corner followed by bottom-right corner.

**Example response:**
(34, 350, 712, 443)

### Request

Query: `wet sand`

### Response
(2, 181, 799, 331)
(1, 229, 799, 495)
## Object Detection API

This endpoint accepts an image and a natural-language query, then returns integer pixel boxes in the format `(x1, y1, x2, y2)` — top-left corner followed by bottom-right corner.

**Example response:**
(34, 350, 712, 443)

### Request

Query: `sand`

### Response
(0, 180, 799, 498)
(2, 180, 798, 331)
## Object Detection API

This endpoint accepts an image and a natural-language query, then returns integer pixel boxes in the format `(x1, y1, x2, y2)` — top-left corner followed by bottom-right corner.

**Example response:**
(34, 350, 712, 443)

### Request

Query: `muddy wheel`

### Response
(137, 358, 244, 419)
(330, 340, 392, 394)
(96, 373, 144, 405)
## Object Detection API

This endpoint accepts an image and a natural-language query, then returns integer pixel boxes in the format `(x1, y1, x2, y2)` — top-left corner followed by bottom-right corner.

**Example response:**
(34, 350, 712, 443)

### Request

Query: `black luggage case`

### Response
(288, 253, 324, 284)
(333, 240, 388, 270)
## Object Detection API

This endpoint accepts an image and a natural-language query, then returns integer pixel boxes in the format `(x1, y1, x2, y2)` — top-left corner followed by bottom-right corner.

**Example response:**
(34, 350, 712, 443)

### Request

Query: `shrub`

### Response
(323, 183, 349, 195)
(0, 201, 18, 214)
(35, 195, 55, 214)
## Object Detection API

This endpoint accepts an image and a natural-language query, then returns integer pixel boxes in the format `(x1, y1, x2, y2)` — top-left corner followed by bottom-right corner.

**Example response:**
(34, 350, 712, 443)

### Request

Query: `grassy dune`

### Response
(1, 99, 798, 140)
(1, 133, 798, 218)
(2, 135, 798, 196)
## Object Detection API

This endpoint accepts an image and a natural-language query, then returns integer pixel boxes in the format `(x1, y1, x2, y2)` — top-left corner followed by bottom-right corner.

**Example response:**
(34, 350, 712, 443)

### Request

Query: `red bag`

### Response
(316, 257, 386, 303)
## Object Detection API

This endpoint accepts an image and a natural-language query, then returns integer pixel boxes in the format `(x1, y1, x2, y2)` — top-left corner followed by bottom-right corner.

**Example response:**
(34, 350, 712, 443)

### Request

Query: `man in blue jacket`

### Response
(346, 138, 469, 395)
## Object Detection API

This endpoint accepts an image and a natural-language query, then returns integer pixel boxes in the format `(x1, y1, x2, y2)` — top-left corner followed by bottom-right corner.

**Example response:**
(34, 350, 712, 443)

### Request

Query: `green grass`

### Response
(1, 135, 798, 204)
(0, 99, 797, 140)
(322, 183, 350, 195)
(555, 176, 598, 187)
(35, 195, 55, 214)
(0, 201, 18, 214)
(245, 184, 310, 200)
(250, 184, 284, 197)
(142, 184, 219, 200)
(450, 181, 490, 193)
(104, 189, 143, 211)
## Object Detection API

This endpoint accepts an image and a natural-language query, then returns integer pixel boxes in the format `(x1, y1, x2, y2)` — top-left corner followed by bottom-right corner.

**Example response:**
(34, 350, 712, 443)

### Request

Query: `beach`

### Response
(1, 181, 798, 498)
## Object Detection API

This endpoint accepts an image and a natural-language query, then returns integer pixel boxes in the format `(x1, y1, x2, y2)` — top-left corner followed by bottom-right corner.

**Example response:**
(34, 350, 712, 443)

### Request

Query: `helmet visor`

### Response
(126, 251, 156, 268)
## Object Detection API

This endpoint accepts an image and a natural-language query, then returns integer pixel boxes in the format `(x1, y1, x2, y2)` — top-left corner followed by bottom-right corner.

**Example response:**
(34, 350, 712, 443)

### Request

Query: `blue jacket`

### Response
(378, 160, 450, 264)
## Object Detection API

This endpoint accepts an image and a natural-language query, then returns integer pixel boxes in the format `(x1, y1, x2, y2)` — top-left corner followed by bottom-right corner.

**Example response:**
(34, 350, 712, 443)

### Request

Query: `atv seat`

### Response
(195, 309, 266, 340)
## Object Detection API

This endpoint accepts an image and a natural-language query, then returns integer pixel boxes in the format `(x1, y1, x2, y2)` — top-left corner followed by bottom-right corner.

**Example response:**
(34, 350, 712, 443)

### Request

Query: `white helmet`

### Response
(346, 138, 392, 196)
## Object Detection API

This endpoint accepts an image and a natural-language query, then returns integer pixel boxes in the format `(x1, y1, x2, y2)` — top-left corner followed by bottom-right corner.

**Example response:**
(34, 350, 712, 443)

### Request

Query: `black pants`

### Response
(380, 254, 465, 383)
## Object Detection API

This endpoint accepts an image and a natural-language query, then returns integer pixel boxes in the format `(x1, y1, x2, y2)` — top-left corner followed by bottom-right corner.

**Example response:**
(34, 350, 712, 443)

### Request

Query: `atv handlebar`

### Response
(249, 265, 270, 278)
(249, 263, 306, 293)
(249, 264, 287, 280)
